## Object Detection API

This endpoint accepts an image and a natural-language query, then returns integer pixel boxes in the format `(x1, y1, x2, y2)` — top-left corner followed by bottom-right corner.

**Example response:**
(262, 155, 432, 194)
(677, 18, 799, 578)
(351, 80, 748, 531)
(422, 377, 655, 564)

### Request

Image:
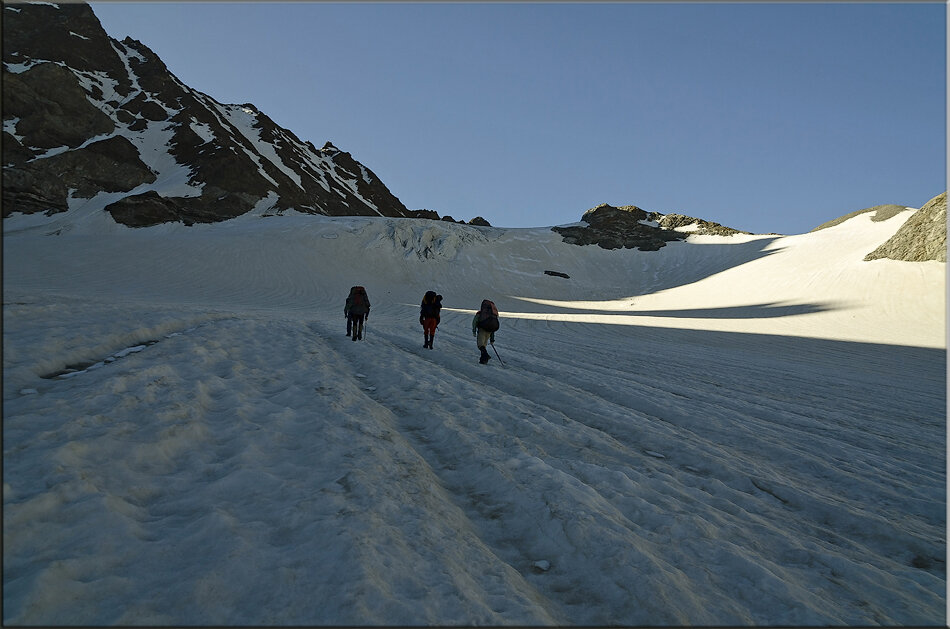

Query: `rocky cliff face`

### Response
(2, 2, 412, 227)
(864, 192, 947, 263)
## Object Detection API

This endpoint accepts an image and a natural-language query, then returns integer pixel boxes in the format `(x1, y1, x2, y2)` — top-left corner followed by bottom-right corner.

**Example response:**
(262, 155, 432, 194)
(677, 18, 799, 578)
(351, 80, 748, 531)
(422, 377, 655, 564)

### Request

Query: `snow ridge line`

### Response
(37, 320, 220, 381)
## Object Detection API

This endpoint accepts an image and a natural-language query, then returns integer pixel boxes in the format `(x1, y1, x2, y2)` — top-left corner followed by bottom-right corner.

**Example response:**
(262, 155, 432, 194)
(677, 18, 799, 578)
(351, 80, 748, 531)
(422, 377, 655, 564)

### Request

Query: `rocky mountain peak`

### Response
(2, 1, 413, 227)
(582, 203, 650, 225)
(553, 203, 684, 251)
(4, 3, 121, 77)
(553, 203, 752, 251)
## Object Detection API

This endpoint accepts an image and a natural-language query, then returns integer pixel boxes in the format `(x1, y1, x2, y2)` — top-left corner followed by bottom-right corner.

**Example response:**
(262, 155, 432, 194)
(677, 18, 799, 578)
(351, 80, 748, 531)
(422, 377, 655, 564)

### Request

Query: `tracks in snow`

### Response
(8, 303, 942, 625)
(325, 310, 946, 624)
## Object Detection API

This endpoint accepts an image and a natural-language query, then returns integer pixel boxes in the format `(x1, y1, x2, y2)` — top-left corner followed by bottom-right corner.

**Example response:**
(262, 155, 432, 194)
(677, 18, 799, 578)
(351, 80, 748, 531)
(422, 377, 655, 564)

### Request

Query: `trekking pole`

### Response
(490, 341, 506, 367)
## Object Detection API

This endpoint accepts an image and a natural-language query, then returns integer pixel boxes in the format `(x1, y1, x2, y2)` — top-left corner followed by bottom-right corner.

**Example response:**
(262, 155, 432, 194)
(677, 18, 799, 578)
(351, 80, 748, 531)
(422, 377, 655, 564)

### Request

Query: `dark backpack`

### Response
(421, 291, 442, 318)
(477, 299, 499, 332)
(349, 286, 369, 315)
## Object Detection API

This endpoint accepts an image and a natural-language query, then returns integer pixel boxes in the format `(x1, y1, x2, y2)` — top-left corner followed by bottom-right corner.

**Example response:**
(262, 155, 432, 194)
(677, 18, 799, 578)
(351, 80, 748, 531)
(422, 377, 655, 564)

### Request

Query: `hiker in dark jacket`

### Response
(344, 286, 370, 341)
(419, 291, 443, 349)
(472, 299, 499, 364)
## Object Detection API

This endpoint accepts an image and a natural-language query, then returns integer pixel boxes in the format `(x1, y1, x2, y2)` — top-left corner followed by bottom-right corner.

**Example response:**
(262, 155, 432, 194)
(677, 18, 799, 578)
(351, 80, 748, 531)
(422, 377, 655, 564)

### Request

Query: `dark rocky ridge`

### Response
(552, 203, 747, 251)
(3, 2, 488, 227)
(553, 204, 683, 251)
(655, 213, 750, 237)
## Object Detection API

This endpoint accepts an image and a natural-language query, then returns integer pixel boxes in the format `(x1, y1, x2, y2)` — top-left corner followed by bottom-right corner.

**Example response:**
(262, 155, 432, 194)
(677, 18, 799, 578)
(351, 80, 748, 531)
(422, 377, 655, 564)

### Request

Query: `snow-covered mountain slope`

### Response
(4, 202, 944, 348)
(2, 2, 410, 226)
(2, 209, 945, 625)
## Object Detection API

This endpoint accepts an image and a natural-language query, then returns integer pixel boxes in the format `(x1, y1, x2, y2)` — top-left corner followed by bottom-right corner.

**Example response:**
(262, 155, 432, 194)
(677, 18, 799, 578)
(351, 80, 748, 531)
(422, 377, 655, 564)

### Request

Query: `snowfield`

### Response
(2, 204, 946, 625)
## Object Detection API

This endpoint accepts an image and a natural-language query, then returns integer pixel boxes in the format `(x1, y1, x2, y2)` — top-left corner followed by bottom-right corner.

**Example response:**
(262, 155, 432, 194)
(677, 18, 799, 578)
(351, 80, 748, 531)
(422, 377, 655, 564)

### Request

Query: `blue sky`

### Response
(89, 2, 946, 233)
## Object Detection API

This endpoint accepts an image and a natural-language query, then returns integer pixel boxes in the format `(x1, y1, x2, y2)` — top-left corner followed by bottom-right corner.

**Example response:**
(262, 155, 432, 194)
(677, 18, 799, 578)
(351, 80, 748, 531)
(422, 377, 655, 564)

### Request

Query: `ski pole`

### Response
(490, 341, 505, 366)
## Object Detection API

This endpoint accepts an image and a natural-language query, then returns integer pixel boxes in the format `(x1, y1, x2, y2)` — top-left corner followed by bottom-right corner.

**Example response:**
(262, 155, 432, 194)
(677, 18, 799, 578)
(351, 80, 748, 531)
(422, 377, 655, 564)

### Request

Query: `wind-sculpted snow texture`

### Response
(3, 208, 946, 625)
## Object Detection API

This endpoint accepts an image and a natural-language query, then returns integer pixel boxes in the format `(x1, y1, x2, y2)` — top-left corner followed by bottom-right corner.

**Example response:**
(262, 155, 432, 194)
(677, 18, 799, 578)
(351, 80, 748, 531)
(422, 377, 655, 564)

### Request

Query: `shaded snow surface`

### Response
(2, 208, 946, 625)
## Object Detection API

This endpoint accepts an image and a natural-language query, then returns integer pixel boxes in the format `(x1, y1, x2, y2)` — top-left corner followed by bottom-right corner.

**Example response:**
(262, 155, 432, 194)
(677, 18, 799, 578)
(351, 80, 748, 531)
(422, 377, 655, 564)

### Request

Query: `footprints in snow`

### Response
(313, 373, 375, 396)
(355, 373, 377, 392)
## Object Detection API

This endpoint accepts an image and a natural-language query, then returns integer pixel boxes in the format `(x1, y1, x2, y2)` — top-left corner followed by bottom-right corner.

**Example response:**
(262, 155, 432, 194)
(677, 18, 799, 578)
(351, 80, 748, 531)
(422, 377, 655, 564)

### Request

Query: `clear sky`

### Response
(88, 1, 946, 234)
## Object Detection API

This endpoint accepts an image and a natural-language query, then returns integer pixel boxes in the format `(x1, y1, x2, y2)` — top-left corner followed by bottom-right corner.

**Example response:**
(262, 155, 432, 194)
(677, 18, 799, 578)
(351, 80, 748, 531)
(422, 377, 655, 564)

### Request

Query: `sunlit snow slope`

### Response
(3, 207, 945, 625)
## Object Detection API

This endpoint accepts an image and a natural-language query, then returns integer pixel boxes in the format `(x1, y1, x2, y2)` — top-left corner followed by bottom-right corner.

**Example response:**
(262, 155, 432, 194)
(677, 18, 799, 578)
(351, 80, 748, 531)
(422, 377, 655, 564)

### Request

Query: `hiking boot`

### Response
(479, 347, 491, 364)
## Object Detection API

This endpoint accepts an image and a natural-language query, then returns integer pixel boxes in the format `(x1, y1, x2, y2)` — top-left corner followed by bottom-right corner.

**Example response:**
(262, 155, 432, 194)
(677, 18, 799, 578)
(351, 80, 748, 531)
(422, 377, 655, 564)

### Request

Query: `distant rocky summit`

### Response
(2, 2, 480, 228)
(863, 192, 946, 263)
(552, 203, 747, 251)
(553, 204, 681, 251)
(655, 213, 750, 237)
(810, 204, 910, 231)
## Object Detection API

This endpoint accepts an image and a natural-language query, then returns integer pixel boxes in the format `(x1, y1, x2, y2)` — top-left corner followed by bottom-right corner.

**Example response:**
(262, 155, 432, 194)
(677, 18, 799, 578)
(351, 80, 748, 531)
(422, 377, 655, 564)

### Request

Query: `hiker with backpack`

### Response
(344, 286, 370, 341)
(472, 299, 499, 364)
(420, 290, 443, 349)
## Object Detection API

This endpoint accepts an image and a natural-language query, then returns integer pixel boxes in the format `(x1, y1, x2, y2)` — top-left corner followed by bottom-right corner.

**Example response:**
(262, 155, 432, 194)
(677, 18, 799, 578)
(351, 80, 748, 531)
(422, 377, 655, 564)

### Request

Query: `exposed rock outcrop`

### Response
(48, 135, 157, 198)
(407, 209, 441, 220)
(552, 204, 685, 251)
(656, 213, 749, 236)
(864, 193, 947, 262)
(103, 191, 186, 227)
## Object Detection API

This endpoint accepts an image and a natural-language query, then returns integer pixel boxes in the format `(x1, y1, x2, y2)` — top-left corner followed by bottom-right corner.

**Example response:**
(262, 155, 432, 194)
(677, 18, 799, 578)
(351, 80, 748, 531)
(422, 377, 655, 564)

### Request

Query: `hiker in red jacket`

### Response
(420, 291, 443, 349)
